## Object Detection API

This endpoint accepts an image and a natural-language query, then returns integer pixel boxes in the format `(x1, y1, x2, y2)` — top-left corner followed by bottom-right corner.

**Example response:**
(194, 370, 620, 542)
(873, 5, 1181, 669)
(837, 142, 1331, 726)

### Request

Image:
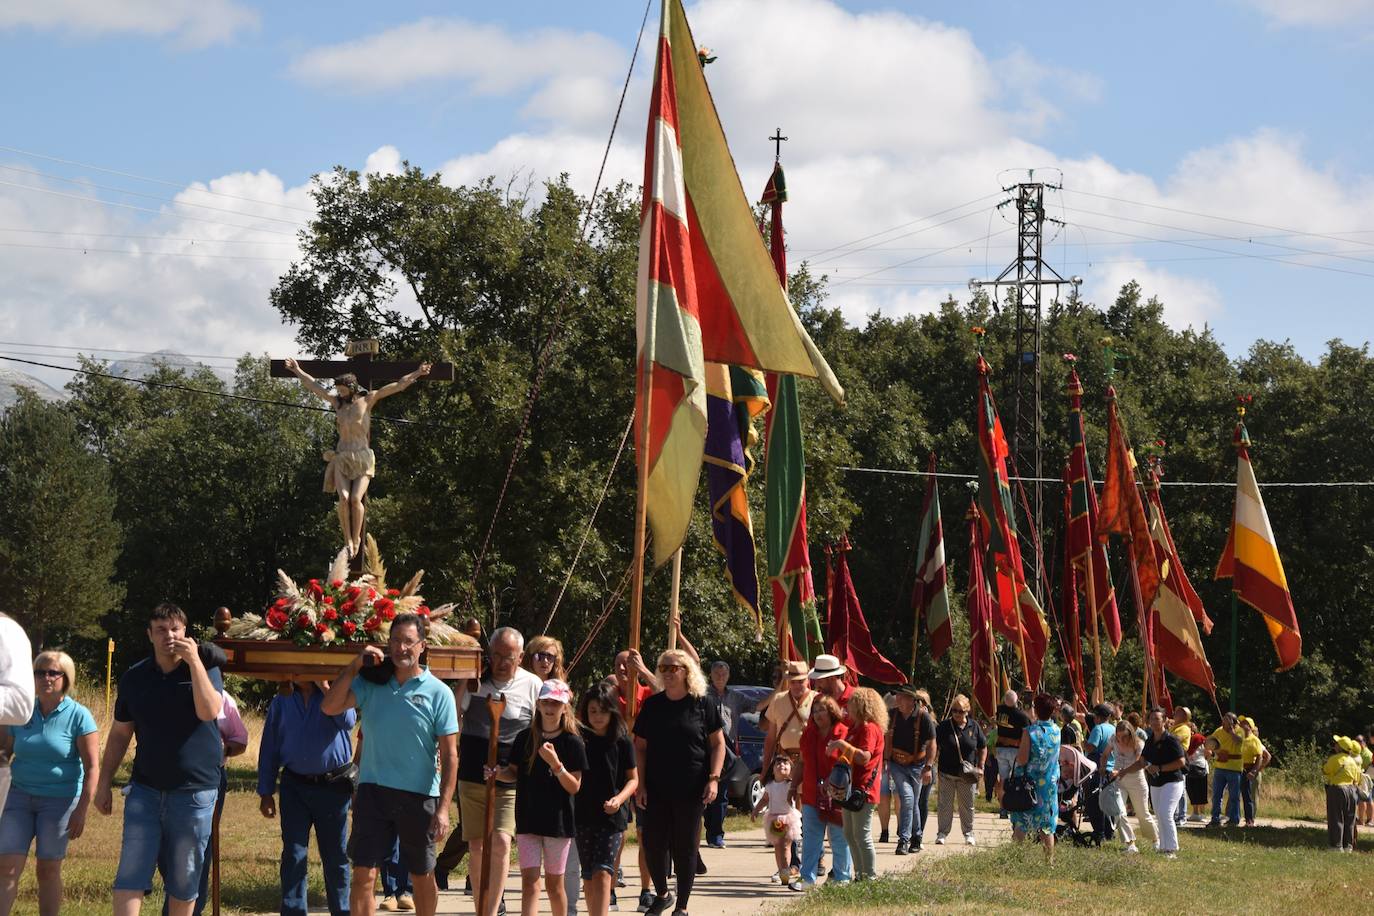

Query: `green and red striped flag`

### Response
(1215, 418, 1301, 671)
(1065, 368, 1122, 650)
(635, 0, 842, 567)
(762, 161, 824, 661)
(910, 452, 952, 666)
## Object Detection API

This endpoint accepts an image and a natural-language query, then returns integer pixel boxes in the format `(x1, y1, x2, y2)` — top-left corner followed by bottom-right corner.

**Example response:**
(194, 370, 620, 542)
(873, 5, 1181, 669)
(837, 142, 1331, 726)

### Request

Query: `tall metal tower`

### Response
(971, 176, 1080, 600)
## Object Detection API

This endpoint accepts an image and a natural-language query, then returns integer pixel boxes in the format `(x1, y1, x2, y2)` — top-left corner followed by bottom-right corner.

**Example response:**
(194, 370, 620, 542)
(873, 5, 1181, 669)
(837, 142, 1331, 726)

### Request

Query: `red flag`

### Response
(966, 503, 999, 718)
(1095, 387, 1161, 616)
(1065, 369, 1123, 650)
(826, 538, 907, 685)
(910, 452, 953, 665)
(974, 355, 1049, 690)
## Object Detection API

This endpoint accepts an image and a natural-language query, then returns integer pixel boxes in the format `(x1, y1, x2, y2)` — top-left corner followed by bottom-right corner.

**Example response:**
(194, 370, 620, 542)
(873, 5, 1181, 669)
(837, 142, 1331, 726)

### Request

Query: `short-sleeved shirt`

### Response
(890, 709, 919, 755)
(1086, 722, 1116, 770)
(848, 720, 884, 803)
(10, 696, 98, 797)
(995, 704, 1031, 747)
(115, 656, 225, 792)
(706, 685, 752, 747)
(352, 669, 458, 796)
(935, 718, 986, 776)
(914, 710, 938, 763)
(1140, 732, 1186, 787)
(458, 668, 542, 784)
(1170, 723, 1192, 747)
(510, 728, 588, 838)
(576, 728, 636, 832)
(633, 692, 723, 802)
(1241, 734, 1266, 768)
(766, 689, 814, 752)
(616, 682, 654, 718)
(1210, 727, 1245, 772)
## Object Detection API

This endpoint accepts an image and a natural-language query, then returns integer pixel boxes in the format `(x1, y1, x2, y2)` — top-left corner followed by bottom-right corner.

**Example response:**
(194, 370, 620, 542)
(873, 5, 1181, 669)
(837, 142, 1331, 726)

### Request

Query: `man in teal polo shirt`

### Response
(322, 612, 458, 916)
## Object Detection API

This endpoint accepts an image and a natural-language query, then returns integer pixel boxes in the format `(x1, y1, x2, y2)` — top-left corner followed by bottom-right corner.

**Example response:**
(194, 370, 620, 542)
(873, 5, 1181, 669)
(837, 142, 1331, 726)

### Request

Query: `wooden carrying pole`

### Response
(1085, 560, 1104, 705)
(667, 549, 682, 649)
(627, 341, 654, 721)
(476, 693, 506, 916)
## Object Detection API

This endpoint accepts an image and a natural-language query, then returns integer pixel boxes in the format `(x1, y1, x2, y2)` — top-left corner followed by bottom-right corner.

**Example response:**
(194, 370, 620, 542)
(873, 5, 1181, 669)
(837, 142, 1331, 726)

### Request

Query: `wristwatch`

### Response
(554, 764, 567, 776)
(707, 773, 721, 780)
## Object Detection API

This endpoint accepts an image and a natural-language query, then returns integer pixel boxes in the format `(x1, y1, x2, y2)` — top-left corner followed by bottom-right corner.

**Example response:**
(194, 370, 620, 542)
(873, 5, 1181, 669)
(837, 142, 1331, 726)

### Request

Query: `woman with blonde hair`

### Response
(826, 687, 887, 881)
(0, 651, 99, 916)
(1105, 720, 1156, 853)
(525, 636, 567, 683)
(632, 649, 722, 915)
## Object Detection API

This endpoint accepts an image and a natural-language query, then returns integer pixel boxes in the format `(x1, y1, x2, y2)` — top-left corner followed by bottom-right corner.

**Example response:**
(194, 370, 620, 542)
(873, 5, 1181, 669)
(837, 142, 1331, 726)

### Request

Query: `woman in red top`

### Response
(794, 695, 850, 887)
(827, 688, 888, 881)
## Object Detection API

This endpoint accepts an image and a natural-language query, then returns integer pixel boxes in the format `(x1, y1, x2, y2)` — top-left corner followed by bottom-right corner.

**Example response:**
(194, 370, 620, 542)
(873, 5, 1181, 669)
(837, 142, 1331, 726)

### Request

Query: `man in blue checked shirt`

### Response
(258, 679, 357, 916)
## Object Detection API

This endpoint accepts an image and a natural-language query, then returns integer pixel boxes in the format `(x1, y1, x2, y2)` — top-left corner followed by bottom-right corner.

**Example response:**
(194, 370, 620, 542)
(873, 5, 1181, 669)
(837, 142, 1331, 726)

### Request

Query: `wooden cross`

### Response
(271, 339, 455, 572)
(770, 127, 788, 160)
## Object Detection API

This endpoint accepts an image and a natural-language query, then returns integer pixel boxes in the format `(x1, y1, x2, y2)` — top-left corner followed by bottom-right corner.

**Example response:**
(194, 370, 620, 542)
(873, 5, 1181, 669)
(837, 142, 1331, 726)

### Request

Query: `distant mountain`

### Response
(0, 365, 64, 410)
(106, 349, 210, 380)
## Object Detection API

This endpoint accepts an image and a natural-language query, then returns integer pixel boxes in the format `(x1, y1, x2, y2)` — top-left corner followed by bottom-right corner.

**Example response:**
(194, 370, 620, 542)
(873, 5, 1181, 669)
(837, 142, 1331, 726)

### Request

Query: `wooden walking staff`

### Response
(475, 693, 506, 916)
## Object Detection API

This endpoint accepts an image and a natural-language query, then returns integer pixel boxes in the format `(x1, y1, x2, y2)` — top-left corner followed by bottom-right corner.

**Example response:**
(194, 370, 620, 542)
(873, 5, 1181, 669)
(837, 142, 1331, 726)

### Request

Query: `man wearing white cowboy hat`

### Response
(806, 655, 854, 713)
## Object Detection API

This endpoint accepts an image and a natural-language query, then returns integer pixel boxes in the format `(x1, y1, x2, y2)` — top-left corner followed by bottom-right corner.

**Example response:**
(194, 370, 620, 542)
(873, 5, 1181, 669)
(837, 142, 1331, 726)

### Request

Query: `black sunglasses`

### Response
(34, 669, 63, 679)
(532, 651, 557, 664)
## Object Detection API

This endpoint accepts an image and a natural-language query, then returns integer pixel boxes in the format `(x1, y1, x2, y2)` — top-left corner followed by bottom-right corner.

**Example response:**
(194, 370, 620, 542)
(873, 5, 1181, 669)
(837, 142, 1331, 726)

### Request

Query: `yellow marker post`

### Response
(105, 638, 114, 722)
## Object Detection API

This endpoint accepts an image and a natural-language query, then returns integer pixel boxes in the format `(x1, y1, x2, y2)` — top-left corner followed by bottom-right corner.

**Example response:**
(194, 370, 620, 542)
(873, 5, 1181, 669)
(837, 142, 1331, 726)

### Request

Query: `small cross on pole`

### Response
(769, 127, 788, 160)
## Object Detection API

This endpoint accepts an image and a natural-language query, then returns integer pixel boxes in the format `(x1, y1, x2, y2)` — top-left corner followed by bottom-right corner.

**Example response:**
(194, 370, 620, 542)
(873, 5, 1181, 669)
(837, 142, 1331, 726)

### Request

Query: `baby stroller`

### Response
(1055, 757, 1100, 848)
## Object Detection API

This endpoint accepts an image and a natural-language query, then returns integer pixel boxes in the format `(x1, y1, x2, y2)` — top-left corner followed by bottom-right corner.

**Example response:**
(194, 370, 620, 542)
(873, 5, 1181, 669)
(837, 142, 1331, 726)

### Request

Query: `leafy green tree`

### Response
(0, 390, 123, 646)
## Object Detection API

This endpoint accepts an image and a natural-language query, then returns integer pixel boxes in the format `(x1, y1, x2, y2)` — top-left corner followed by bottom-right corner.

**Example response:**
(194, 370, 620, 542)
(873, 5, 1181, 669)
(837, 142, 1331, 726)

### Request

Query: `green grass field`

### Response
(782, 825, 1374, 915)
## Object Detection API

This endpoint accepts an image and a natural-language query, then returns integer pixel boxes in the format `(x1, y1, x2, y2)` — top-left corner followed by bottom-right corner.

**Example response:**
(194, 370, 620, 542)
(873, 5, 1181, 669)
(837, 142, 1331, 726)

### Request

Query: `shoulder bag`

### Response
(1002, 767, 1038, 812)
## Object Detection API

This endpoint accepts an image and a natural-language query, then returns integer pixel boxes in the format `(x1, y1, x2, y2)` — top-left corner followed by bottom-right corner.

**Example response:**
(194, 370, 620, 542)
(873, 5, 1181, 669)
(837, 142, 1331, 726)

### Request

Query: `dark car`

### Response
(725, 685, 772, 812)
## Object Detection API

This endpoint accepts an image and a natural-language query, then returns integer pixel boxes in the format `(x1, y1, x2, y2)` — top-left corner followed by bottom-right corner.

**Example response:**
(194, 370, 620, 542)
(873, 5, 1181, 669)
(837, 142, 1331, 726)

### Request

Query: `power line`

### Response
(0, 179, 300, 237)
(0, 226, 296, 246)
(800, 193, 1003, 263)
(830, 227, 1014, 285)
(0, 145, 315, 214)
(839, 465, 1374, 488)
(0, 340, 246, 360)
(0, 164, 308, 227)
(0, 354, 463, 432)
(0, 240, 293, 262)
(1061, 187, 1374, 253)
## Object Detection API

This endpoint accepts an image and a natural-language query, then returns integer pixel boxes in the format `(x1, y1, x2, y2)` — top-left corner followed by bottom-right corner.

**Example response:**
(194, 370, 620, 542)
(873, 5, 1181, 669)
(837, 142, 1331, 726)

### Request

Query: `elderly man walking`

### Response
(702, 661, 751, 849)
(455, 627, 542, 916)
(322, 613, 458, 916)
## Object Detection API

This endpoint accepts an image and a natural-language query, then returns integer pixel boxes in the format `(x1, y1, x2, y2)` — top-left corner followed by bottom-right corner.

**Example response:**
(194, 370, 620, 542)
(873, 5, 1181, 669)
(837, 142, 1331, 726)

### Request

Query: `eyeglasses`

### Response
(389, 637, 423, 651)
(34, 669, 63, 680)
(658, 664, 685, 674)
(532, 651, 557, 664)
(491, 650, 521, 663)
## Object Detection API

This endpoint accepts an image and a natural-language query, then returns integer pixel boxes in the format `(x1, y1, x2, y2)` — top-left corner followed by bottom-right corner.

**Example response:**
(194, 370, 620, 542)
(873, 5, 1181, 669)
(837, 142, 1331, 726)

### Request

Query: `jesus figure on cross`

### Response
(283, 357, 431, 558)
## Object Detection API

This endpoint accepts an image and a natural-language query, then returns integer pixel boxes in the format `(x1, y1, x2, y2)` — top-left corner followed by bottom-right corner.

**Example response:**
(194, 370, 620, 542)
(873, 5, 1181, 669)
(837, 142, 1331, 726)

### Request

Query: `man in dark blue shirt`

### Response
(258, 680, 357, 916)
(96, 603, 224, 916)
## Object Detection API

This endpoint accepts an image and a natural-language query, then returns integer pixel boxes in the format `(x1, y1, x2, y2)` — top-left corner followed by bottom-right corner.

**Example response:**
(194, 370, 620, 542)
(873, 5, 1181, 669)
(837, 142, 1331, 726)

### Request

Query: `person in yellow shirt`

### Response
(1238, 717, 1271, 826)
(1324, 736, 1361, 851)
(1207, 713, 1245, 827)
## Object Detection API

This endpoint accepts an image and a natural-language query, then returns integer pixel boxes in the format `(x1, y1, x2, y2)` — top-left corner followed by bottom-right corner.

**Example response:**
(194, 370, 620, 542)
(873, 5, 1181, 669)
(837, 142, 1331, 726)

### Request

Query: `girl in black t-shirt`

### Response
(501, 679, 586, 916)
(575, 683, 638, 916)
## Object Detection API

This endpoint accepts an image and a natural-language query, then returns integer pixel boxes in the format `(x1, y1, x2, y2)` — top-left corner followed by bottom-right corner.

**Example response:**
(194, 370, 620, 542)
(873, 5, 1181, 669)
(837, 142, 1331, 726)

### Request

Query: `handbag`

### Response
(1002, 768, 1038, 813)
(323, 761, 359, 795)
(1097, 776, 1125, 818)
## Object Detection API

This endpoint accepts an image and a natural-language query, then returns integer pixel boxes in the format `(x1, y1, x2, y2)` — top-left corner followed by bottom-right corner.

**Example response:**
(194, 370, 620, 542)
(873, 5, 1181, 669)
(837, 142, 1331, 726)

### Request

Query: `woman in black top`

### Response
(632, 650, 725, 916)
(576, 683, 638, 916)
(1113, 707, 1187, 858)
(933, 694, 986, 845)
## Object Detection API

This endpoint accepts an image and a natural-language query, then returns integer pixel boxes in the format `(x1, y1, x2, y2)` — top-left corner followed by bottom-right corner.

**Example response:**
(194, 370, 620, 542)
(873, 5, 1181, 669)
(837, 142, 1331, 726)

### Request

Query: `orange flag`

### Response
(1095, 387, 1161, 614)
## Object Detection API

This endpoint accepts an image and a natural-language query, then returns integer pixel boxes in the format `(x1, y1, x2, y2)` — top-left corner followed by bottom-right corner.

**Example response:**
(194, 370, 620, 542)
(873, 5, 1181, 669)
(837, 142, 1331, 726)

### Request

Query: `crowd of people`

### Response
(0, 606, 1370, 915)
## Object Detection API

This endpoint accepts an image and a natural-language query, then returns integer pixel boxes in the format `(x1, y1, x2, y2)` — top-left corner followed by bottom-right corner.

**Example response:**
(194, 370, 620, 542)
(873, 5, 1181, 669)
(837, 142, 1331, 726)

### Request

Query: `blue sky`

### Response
(3, 0, 1373, 390)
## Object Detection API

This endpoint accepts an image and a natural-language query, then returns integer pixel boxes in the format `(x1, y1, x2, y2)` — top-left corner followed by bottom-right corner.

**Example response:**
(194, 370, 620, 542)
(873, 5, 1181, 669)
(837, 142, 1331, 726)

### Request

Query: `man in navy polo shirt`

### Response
(322, 612, 458, 916)
(95, 603, 225, 916)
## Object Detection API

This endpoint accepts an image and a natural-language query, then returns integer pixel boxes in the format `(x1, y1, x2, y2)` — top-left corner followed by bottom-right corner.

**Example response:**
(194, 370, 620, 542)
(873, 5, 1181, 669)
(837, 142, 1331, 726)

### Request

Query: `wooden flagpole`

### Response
(667, 548, 682, 649)
(627, 347, 654, 721)
(1087, 566, 1104, 705)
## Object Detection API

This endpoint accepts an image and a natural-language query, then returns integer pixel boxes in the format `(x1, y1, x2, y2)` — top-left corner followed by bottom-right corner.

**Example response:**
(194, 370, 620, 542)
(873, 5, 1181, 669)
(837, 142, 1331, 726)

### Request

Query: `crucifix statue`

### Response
(272, 340, 454, 564)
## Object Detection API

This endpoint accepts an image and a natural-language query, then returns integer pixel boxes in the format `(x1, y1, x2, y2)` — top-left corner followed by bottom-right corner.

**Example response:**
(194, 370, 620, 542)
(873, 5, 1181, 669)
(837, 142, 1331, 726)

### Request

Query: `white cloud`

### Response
(0, 0, 257, 47)
(1086, 260, 1223, 328)
(1240, 0, 1374, 27)
(364, 145, 405, 178)
(290, 17, 623, 98)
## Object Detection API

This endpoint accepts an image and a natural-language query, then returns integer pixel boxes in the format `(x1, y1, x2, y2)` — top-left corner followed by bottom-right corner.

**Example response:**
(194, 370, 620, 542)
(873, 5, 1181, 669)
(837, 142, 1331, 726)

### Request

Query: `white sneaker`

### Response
(934, 834, 946, 845)
(1163, 852, 1177, 860)
(769, 872, 781, 884)
(964, 833, 976, 846)
(1124, 843, 1139, 854)
(1187, 814, 1203, 823)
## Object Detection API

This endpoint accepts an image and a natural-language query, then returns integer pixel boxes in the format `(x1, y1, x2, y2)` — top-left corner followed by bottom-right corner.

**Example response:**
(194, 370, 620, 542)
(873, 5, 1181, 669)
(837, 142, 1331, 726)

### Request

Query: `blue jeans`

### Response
(160, 771, 226, 916)
(113, 783, 217, 902)
(888, 763, 924, 843)
(0, 786, 80, 860)
(1212, 770, 1242, 824)
(380, 838, 412, 897)
(914, 775, 932, 842)
(702, 781, 727, 844)
(280, 773, 351, 916)
(799, 804, 850, 884)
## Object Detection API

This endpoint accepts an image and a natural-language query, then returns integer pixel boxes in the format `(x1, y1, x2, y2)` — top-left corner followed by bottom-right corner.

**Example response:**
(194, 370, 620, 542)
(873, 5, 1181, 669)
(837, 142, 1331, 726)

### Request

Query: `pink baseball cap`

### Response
(539, 679, 572, 704)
